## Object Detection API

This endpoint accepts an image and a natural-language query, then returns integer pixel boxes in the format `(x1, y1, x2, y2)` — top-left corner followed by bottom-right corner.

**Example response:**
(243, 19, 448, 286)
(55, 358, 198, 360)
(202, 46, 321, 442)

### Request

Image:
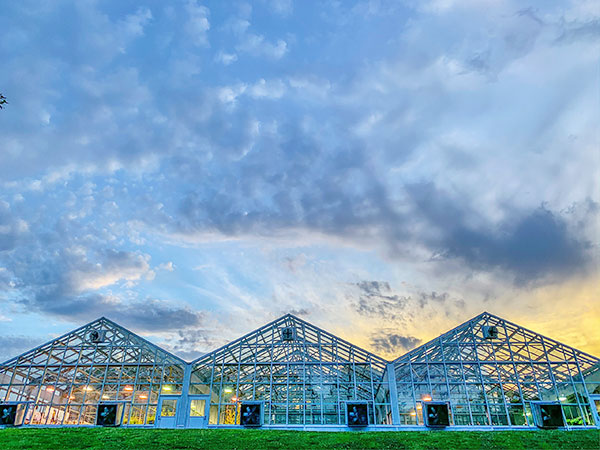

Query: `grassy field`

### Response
(0, 428, 598, 450)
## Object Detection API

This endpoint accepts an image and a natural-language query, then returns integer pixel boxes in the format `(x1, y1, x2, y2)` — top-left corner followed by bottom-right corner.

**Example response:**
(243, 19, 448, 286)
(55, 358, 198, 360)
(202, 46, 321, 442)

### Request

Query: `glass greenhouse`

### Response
(0, 312, 598, 429)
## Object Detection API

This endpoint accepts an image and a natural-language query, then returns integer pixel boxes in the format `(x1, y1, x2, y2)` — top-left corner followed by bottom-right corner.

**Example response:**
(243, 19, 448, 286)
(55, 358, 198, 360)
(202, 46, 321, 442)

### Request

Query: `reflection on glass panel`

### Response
(190, 399, 206, 417)
(160, 399, 177, 417)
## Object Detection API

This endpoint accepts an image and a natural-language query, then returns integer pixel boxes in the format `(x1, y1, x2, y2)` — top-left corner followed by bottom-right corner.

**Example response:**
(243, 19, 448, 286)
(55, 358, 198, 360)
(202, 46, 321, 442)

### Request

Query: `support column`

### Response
(177, 364, 192, 428)
(387, 363, 401, 425)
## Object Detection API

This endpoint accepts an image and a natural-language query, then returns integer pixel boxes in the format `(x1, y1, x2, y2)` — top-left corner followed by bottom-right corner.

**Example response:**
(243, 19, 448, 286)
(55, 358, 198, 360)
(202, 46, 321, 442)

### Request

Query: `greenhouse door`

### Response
(590, 396, 600, 427)
(187, 395, 210, 428)
(156, 396, 180, 428)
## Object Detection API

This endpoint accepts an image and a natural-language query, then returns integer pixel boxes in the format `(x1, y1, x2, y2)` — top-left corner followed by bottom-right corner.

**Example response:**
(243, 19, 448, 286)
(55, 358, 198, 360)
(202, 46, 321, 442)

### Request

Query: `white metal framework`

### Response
(0, 312, 598, 429)
(393, 312, 600, 428)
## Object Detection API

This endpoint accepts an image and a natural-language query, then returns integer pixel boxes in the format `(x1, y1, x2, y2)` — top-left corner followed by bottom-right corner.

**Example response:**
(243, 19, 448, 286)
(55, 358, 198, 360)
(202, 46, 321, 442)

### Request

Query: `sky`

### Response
(0, 0, 598, 362)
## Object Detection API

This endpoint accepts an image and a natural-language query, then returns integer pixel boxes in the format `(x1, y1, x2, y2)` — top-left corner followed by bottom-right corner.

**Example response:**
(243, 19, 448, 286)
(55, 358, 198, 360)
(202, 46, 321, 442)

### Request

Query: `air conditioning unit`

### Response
(482, 326, 499, 340)
(532, 402, 565, 428)
(281, 327, 297, 342)
(423, 402, 451, 427)
(240, 402, 262, 427)
(88, 330, 107, 344)
(0, 404, 19, 426)
(346, 402, 369, 427)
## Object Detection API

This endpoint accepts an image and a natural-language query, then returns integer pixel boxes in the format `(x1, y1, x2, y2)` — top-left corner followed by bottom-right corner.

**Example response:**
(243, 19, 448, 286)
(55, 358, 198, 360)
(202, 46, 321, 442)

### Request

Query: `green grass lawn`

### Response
(0, 428, 598, 450)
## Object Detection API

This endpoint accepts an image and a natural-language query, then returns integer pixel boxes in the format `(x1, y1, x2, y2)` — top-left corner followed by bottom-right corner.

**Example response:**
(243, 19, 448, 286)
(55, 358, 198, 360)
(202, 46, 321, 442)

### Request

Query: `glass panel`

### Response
(160, 399, 177, 417)
(190, 399, 206, 417)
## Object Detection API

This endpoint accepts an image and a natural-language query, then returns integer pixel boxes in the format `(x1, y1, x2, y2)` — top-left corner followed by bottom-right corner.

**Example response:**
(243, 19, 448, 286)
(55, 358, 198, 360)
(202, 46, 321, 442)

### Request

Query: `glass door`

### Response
(187, 395, 210, 428)
(156, 396, 180, 428)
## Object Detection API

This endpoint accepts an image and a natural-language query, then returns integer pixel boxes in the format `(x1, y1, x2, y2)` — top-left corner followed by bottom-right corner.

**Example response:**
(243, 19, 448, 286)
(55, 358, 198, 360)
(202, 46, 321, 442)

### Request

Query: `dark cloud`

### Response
(27, 292, 204, 333)
(408, 183, 591, 284)
(353, 281, 411, 321)
(0, 335, 47, 363)
(161, 329, 214, 362)
(370, 330, 421, 357)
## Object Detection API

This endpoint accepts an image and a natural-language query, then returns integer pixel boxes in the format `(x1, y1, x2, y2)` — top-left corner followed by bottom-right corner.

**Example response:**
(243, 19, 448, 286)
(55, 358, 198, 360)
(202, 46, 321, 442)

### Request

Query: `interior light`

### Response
(139, 394, 148, 399)
(162, 386, 172, 391)
(84, 386, 94, 391)
(123, 386, 134, 392)
(559, 396, 567, 402)
(45, 387, 55, 392)
(102, 394, 110, 399)
(410, 411, 417, 416)
(224, 388, 233, 393)
(422, 395, 432, 402)
(231, 396, 238, 403)
(416, 404, 422, 410)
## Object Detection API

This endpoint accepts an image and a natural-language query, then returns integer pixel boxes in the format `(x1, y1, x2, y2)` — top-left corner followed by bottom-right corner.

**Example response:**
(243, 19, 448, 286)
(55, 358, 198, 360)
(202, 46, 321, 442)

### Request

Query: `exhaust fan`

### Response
(346, 402, 369, 427)
(423, 402, 451, 427)
(482, 326, 498, 340)
(240, 402, 262, 427)
(532, 403, 564, 428)
(96, 404, 119, 427)
(281, 327, 297, 342)
(88, 330, 107, 344)
(0, 404, 18, 426)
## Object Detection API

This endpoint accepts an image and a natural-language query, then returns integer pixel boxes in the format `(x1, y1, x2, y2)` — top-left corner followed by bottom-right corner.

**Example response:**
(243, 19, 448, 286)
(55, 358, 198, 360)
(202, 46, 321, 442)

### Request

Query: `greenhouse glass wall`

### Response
(0, 312, 598, 430)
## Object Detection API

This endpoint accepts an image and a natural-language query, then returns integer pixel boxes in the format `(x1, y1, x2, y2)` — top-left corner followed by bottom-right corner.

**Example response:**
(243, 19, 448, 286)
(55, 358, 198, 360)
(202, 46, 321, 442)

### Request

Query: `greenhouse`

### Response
(0, 312, 598, 430)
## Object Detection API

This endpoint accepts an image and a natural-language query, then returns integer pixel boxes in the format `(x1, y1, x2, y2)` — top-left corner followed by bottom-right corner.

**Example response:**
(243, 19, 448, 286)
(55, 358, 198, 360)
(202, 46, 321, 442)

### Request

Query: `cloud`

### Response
(370, 330, 421, 357)
(237, 34, 288, 59)
(184, 0, 210, 46)
(352, 281, 411, 321)
(215, 51, 238, 65)
(0, 200, 28, 252)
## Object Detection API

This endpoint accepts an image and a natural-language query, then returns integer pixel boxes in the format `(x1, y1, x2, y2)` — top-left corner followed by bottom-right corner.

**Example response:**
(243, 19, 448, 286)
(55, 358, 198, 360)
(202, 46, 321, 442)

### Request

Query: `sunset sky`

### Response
(0, 0, 598, 362)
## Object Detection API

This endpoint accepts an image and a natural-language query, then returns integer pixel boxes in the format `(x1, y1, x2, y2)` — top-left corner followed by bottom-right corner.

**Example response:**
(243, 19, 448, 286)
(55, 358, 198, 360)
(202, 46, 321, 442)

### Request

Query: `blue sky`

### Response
(0, 0, 598, 361)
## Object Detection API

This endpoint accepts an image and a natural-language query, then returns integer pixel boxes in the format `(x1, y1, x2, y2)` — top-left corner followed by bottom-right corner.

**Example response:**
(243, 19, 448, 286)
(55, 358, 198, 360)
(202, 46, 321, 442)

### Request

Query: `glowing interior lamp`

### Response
(102, 395, 110, 399)
(123, 386, 134, 392)
(559, 396, 567, 402)
(422, 395, 432, 402)
(83, 386, 94, 391)
(45, 387, 55, 392)
(223, 388, 233, 393)
(416, 403, 422, 410)
(139, 394, 148, 400)
(162, 386, 172, 391)
(231, 396, 238, 403)
(410, 411, 417, 416)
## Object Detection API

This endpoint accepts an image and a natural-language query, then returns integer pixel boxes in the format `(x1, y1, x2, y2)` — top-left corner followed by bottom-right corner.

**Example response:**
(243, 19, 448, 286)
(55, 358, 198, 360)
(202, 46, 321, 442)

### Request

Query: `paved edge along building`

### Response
(0, 312, 599, 430)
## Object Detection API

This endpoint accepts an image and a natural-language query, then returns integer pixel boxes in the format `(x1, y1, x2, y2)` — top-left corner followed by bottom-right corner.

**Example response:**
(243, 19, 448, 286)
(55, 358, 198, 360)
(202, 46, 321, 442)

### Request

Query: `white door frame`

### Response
(156, 395, 181, 428)
(186, 395, 210, 428)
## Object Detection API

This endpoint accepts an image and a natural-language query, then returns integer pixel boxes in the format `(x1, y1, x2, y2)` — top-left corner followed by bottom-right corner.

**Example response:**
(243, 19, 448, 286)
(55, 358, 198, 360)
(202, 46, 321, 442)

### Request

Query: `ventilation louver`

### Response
(423, 402, 451, 427)
(96, 404, 119, 427)
(240, 402, 262, 427)
(346, 402, 369, 427)
(482, 326, 498, 340)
